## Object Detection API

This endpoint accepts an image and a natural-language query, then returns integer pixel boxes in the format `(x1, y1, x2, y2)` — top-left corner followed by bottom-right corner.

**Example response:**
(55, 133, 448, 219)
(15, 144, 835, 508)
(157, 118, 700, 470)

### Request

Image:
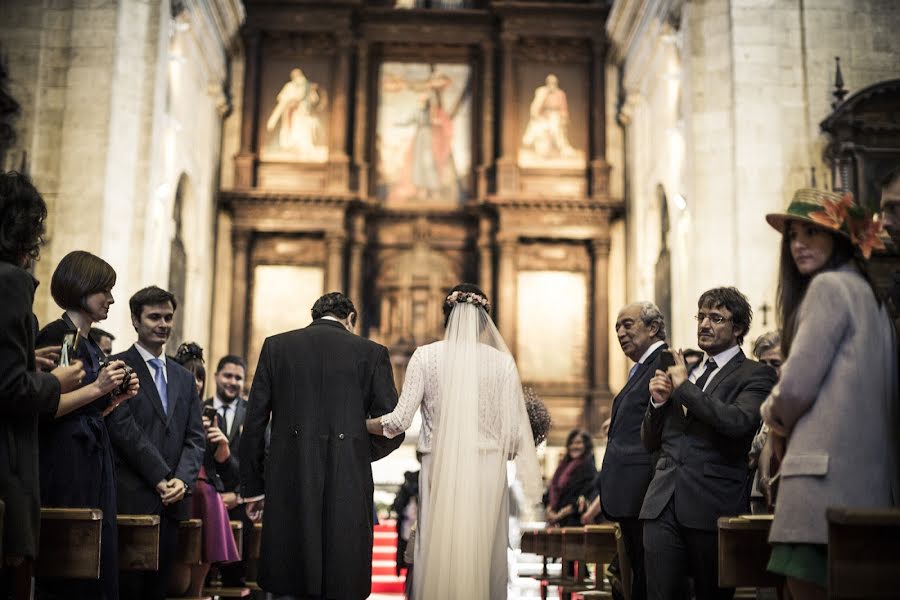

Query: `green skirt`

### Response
(767, 543, 828, 588)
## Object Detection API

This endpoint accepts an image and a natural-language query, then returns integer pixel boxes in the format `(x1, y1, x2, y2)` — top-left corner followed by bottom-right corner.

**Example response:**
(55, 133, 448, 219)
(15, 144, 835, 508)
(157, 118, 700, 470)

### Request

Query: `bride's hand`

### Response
(366, 417, 385, 436)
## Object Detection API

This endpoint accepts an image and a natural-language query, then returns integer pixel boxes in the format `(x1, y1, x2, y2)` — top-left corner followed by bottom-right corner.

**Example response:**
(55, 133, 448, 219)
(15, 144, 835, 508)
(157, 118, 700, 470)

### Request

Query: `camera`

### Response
(99, 358, 135, 396)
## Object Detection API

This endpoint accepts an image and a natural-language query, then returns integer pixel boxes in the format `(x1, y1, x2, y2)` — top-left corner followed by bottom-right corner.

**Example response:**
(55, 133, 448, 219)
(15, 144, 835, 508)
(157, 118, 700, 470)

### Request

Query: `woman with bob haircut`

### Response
(35, 250, 139, 600)
(0, 172, 87, 596)
(760, 188, 898, 599)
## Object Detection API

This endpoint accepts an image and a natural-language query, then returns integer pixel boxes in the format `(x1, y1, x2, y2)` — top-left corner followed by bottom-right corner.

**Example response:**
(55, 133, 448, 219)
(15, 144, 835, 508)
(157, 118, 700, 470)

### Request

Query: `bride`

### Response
(367, 283, 542, 600)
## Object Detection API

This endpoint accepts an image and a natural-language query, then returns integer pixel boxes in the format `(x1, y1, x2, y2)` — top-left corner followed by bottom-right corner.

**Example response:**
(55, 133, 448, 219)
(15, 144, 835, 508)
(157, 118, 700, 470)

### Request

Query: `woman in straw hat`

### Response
(760, 188, 898, 599)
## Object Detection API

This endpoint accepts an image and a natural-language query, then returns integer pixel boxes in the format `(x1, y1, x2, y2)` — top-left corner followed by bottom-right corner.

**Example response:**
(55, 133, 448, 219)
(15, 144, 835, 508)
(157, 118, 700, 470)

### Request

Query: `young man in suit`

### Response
(205, 354, 251, 586)
(584, 301, 668, 600)
(640, 287, 777, 600)
(107, 286, 205, 600)
(240, 292, 404, 600)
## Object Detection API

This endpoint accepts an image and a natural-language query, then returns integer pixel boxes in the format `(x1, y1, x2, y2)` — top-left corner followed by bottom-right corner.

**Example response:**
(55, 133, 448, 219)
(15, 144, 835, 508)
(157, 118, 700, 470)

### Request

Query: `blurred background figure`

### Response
(90, 326, 115, 356)
(544, 429, 596, 527)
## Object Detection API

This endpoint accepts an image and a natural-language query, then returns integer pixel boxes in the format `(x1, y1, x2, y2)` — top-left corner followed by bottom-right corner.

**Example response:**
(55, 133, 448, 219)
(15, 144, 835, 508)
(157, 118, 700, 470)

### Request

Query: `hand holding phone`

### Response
(658, 350, 676, 371)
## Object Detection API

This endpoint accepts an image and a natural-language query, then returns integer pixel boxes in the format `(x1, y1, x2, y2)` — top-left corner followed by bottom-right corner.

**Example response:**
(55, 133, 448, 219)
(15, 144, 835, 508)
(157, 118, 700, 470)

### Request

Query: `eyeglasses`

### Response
(694, 312, 732, 325)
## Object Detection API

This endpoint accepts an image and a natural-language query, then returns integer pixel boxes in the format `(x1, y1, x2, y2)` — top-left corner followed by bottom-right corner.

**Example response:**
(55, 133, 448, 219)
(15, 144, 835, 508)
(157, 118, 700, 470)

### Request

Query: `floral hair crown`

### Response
(445, 290, 491, 312)
(175, 342, 204, 363)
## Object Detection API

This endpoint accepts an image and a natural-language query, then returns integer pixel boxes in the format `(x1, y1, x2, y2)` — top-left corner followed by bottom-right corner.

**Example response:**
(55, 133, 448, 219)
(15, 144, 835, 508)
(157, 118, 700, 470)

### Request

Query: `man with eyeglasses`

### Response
(638, 287, 777, 600)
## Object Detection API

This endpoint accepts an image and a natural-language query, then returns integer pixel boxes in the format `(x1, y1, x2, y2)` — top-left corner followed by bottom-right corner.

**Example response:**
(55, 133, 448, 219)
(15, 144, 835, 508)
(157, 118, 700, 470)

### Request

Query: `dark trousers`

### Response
(119, 514, 178, 600)
(643, 501, 734, 600)
(617, 517, 647, 600)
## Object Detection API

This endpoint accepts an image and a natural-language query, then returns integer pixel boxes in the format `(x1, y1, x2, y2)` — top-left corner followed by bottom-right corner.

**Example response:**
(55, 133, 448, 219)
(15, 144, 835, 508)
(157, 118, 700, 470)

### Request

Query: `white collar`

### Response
(135, 342, 166, 364)
(213, 395, 237, 410)
(321, 315, 342, 324)
(637, 340, 666, 365)
(705, 344, 742, 369)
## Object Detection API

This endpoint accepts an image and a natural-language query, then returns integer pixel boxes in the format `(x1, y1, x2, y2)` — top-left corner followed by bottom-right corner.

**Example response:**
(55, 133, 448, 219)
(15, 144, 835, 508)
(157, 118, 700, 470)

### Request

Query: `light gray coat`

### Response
(768, 264, 899, 545)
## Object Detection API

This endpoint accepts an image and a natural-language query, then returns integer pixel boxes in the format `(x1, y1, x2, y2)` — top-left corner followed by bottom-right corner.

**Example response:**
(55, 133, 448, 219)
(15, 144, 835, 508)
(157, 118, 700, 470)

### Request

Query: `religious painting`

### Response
(259, 59, 331, 163)
(517, 67, 587, 170)
(516, 271, 588, 384)
(375, 62, 472, 206)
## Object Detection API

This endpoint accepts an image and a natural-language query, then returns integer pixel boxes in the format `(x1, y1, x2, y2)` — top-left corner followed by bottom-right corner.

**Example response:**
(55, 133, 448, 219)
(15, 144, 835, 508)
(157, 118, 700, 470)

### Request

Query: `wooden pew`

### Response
(827, 507, 900, 599)
(521, 528, 550, 579)
(117, 514, 161, 571)
(717, 514, 782, 589)
(167, 519, 208, 600)
(36, 507, 102, 579)
(578, 524, 619, 599)
(202, 521, 250, 598)
(557, 527, 595, 597)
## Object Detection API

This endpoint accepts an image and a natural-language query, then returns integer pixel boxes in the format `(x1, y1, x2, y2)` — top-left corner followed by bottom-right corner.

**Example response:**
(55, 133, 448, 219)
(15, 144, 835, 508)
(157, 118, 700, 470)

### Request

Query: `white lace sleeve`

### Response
(381, 348, 426, 439)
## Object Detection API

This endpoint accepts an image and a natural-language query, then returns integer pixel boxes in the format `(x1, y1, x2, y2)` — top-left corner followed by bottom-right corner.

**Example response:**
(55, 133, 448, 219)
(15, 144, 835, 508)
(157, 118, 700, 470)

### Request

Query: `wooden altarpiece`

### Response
(218, 0, 617, 440)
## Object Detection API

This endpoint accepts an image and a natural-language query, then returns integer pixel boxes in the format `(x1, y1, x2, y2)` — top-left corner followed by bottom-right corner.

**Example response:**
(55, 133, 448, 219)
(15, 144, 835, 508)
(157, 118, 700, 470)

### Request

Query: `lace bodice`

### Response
(380, 340, 520, 453)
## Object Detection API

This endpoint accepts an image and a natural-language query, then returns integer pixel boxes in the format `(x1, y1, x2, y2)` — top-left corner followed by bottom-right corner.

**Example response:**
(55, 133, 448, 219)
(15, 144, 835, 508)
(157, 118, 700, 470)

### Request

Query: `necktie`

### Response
(693, 358, 718, 392)
(149, 358, 169, 415)
(628, 363, 641, 380)
(219, 404, 230, 433)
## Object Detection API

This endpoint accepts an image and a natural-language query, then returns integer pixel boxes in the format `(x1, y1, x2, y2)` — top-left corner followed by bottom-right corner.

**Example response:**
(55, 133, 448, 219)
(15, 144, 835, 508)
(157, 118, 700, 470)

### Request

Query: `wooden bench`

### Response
(36, 507, 103, 579)
(202, 521, 251, 598)
(557, 527, 595, 596)
(717, 514, 782, 589)
(577, 524, 620, 599)
(117, 514, 161, 571)
(827, 507, 900, 599)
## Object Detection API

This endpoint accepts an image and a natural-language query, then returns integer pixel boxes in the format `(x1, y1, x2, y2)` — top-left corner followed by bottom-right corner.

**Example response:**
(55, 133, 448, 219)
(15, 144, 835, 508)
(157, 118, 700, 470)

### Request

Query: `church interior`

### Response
(1, 0, 899, 598)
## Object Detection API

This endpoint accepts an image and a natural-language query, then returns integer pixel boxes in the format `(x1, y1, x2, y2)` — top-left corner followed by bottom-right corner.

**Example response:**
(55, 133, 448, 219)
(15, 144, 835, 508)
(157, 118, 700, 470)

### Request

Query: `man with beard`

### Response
(640, 287, 776, 600)
(107, 286, 205, 600)
(204, 355, 252, 587)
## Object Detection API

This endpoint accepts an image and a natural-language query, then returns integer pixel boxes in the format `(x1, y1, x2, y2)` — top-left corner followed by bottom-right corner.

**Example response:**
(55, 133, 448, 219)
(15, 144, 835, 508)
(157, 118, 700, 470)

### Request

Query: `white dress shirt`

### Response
(135, 342, 167, 382)
(213, 395, 236, 435)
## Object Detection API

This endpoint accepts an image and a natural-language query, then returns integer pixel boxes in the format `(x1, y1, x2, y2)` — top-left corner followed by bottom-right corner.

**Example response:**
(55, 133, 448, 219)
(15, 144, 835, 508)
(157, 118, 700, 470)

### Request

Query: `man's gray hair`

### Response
(634, 301, 666, 341)
(752, 330, 781, 359)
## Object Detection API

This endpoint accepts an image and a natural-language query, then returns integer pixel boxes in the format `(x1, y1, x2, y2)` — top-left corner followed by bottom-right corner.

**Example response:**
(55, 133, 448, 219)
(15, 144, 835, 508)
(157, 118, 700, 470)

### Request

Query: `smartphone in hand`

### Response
(658, 349, 676, 371)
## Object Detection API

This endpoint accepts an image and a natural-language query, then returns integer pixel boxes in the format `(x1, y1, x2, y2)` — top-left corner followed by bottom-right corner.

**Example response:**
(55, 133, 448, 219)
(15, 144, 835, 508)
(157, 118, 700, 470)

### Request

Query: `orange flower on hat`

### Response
(808, 192, 854, 231)
(849, 214, 886, 260)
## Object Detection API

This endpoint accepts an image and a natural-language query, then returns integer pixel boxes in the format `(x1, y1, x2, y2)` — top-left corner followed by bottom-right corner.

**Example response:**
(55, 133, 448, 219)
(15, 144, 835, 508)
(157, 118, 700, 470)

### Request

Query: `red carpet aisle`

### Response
(369, 520, 406, 599)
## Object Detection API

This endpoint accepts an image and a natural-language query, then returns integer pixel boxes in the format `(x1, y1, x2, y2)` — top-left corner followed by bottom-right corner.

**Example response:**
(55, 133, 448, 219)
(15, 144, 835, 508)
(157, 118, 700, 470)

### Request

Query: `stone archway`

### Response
(168, 174, 190, 349)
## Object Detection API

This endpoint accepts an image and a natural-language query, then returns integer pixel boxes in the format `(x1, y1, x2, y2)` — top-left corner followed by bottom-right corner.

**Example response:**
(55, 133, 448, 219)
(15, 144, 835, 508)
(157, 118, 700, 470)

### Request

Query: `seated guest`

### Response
(106, 286, 205, 600)
(545, 429, 596, 526)
(761, 189, 897, 600)
(35, 251, 139, 600)
(90, 326, 115, 356)
(0, 171, 84, 596)
(172, 343, 239, 595)
(204, 355, 252, 587)
(642, 286, 777, 600)
(747, 331, 783, 514)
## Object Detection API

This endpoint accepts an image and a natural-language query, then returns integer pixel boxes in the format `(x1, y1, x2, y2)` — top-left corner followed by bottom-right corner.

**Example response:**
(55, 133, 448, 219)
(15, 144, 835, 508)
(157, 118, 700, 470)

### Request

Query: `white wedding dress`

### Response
(380, 303, 541, 600)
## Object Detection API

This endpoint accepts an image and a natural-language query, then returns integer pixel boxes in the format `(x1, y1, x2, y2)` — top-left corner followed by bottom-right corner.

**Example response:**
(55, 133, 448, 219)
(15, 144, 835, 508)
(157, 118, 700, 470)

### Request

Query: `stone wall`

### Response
(0, 0, 243, 353)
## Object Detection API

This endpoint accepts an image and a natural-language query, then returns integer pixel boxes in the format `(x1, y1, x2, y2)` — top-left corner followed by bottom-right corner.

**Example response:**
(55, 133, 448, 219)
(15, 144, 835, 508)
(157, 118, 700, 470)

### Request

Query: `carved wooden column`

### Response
(478, 39, 494, 198)
(590, 35, 610, 200)
(353, 41, 370, 197)
(328, 33, 352, 191)
(497, 235, 518, 355)
(496, 32, 518, 195)
(235, 30, 261, 188)
(325, 232, 347, 292)
(348, 213, 366, 310)
(478, 215, 494, 304)
(229, 230, 251, 355)
(591, 237, 612, 395)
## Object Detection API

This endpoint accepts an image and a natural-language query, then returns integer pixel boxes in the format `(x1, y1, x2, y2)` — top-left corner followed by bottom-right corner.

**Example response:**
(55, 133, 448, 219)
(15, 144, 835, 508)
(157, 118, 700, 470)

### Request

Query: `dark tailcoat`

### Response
(599, 343, 666, 520)
(106, 345, 205, 521)
(0, 264, 61, 559)
(240, 319, 404, 599)
(639, 350, 777, 530)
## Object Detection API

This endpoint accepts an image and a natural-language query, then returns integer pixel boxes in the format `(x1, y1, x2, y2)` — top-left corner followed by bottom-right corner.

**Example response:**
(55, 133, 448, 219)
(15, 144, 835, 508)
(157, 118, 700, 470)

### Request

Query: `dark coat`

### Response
(547, 457, 597, 527)
(599, 343, 666, 520)
(202, 397, 247, 493)
(0, 263, 61, 559)
(106, 345, 205, 521)
(240, 319, 404, 599)
(639, 350, 777, 531)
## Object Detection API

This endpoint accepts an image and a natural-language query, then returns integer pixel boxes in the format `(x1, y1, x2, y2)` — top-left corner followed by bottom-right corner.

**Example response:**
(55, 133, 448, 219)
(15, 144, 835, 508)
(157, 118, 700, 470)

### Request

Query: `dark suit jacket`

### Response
(202, 397, 247, 494)
(639, 349, 777, 531)
(240, 318, 403, 598)
(599, 343, 666, 520)
(106, 345, 205, 520)
(0, 263, 61, 558)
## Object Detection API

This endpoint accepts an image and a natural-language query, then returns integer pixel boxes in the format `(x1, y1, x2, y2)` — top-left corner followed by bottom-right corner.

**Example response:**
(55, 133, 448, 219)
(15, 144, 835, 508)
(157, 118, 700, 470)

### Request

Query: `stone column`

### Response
(478, 39, 495, 198)
(591, 237, 612, 395)
(496, 32, 518, 195)
(235, 30, 261, 188)
(590, 35, 611, 200)
(229, 230, 251, 356)
(328, 34, 352, 191)
(353, 41, 370, 196)
(348, 213, 366, 311)
(325, 232, 347, 293)
(478, 215, 494, 304)
(497, 235, 518, 355)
